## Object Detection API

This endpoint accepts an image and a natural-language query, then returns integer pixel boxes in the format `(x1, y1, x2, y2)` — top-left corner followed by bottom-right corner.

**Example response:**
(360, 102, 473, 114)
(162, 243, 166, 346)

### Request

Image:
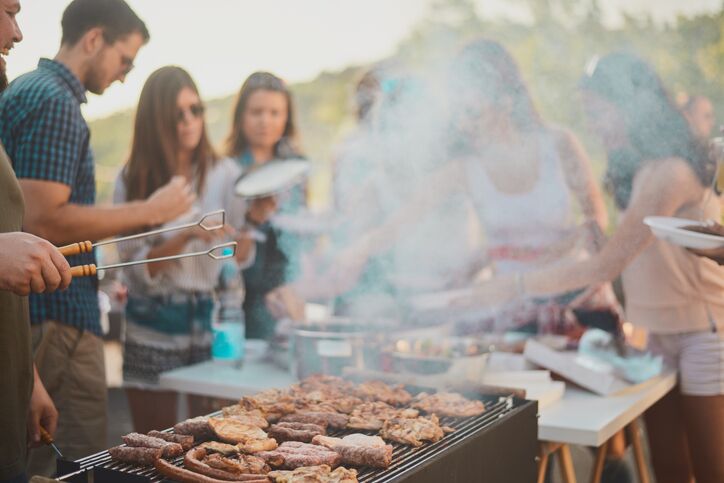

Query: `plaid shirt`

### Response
(0, 58, 100, 335)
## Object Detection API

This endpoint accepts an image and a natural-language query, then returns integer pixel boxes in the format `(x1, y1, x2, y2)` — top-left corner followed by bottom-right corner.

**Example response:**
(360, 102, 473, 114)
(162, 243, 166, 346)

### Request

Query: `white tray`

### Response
(643, 216, 724, 250)
(235, 159, 310, 198)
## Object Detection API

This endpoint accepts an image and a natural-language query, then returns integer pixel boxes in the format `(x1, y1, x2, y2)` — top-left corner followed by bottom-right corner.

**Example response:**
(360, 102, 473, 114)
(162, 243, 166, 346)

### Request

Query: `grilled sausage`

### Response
(108, 445, 162, 466)
(148, 430, 194, 450)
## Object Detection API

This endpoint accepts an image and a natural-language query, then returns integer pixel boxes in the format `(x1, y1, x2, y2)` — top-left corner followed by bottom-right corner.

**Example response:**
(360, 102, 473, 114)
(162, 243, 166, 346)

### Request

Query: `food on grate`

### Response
(267, 421, 326, 443)
(108, 445, 162, 466)
(201, 441, 240, 456)
(184, 447, 271, 481)
(290, 376, 363, 414)
(222, 406, 270, 429)
(312, 434, 393, 469)
(155, 456, 270, 482)
(347, 402, 419, 431)
(380, 415, 445, 447)
(240, 390, 297, 422)
(147, 430, 194, 450)
(257, 441, 341, 470)
(175, 416, 215, 440)
(121, 432, 183, 458)
(208, 418, 278, 453)
(294, 375, 358, 395)
(268, 464, 358, 483)
(279, 411, 348, 430)
(411, 391, 486, 418)
(355, 380, 412, 406)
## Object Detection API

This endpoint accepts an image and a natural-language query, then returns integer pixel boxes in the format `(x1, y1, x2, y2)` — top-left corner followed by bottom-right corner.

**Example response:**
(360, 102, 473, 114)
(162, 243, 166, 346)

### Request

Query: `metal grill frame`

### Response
(57, 394, 537, 483)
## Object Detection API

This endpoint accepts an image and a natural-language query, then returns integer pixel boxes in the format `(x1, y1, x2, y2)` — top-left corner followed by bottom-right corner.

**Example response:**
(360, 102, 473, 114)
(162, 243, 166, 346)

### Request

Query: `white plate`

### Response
(235, 159, 310, 198)
(643, 216, 724, 250)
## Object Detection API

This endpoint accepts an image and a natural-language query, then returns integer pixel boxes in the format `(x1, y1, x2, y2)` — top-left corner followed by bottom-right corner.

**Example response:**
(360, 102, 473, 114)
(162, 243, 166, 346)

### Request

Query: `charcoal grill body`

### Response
(57, 396, 537, 483)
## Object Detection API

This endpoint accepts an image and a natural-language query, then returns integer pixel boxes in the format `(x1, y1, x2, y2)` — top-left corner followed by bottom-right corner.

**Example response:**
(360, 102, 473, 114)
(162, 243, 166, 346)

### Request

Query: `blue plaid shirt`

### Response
(0, 58, 100, 335)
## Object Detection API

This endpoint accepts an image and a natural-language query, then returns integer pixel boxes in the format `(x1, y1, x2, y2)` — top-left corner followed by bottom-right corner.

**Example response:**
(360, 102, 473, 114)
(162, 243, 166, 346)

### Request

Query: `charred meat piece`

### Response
(411, 392, 486, 418)
(682, 223, 724, 236)
(293, 375, 358, 395)
(268, 464, 358, 483)
(257, 441, 341, 470)
(121, 432, 183, 458)
(280, 412, 348, 430)
(201, 441, 240, 456)
(147, 430, 194, 450)
(347, 402, 418, 431)
(174, 416, 214, 440)
(208, 417, 278, 453)
(355, 380, 412, 406)
(206, 452, 271, 475)
(108, 445, 162, 466)
(239, 390, 297, 422)
(267, 422, 326, 443)
(221, 406, 270, 429)
(185, 447, 272, 481)
(312, 434, 393, 469)
(156, 456, 270, 482)
(380, 415, 445, 447)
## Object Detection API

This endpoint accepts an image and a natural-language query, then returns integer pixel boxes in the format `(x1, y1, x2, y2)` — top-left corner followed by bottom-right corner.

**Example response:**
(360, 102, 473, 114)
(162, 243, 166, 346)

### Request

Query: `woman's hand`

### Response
(247, 196, 278, 225)
(233, 228, 255, 263)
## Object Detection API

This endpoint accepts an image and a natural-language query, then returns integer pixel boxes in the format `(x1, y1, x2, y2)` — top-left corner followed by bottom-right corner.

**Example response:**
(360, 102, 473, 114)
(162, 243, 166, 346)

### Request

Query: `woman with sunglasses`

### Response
(112, 66, 271, 432)
(449, 53, 723, 482)
(223, 71, 306, 340)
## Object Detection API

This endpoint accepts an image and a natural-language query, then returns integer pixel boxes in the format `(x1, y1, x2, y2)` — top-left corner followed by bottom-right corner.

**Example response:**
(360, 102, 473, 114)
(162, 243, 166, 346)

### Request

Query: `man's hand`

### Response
(144, 176, 196, 226)
(27, 366, 58, 448)
(0, 232, 72, 296)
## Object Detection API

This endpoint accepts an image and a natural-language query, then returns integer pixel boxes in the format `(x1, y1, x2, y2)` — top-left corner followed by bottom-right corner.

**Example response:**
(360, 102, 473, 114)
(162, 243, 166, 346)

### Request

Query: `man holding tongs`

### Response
(0, 0, 195, 476)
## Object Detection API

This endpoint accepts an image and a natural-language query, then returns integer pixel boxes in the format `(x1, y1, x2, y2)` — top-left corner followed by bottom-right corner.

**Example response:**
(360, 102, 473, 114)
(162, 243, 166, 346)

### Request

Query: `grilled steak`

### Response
(280, 412, 348, 430)
(267, 422, 326, 443)
(221, 406, 270, 428)
(257, 441, 341, 470)
(411, 392, 486, 418)
(201, 441, 240, 456)
(355, 380, 412, 406)
(347, 402, 418, 431)
(380, 415, 445, 447)
(312, 434, 393, 469)
(268, 464, 358, 483)
(208, 417, 277, 453)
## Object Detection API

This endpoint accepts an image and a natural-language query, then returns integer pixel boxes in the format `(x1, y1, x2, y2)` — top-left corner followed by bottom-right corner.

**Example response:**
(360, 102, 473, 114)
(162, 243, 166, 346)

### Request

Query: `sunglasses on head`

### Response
(176, 103, 205, 123)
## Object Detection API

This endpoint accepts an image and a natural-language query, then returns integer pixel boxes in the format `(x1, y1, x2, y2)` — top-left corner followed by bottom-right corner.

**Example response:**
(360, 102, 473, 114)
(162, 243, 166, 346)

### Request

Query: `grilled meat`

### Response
(411, 392, 486, 418)
(257, 441, 341, 470)
(355, 380, 412, 406)
(268, 465, 358, 483)
(206, 452, 271, 475)
(280, 412, 348, 430)
(147, 430, 194, 450)
(155, 456, 270, 482)
(267, 422, 326, 443)
(347, 402, 418, 431)
(380, 415, 445, 447)
(121, 432, 183, 458)
(174, 416, 214, 440)
(201, 441, 240, 456)
(221, 406, 270, 428)
(208, 417, 278, 453)
(240, 390, 297, 422)
(108, 445, 162, 466)
(312, 434, 393, 469)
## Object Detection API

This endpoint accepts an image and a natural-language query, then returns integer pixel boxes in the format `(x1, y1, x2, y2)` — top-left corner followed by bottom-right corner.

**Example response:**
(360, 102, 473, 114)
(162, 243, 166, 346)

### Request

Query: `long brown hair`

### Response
(224, 71, 300, 158)
(123, 65, 217, 201)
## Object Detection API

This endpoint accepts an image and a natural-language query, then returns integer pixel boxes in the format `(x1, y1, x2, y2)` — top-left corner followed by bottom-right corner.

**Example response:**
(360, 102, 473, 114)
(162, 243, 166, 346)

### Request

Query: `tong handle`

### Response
(58, 241, 93, 257)
(39, 426, 54, 444)
(70, 264, 97, 277)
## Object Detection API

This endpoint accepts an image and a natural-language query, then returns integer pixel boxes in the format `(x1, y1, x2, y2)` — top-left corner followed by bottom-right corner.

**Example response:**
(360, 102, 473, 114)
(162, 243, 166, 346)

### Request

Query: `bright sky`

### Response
(6, 0, 721, 120)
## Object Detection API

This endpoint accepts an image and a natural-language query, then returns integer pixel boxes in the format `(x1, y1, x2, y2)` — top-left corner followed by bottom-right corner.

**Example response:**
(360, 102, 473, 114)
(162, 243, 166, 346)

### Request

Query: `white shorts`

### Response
(648, 330, 724, 396)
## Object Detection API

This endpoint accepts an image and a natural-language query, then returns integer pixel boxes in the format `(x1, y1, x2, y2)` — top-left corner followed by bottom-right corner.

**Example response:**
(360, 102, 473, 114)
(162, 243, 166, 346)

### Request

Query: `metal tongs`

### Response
(57, 210, 237, 278)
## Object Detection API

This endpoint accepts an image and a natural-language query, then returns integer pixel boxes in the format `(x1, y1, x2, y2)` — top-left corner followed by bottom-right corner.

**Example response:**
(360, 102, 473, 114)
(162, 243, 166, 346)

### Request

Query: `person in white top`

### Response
(113, 66, 274, 433)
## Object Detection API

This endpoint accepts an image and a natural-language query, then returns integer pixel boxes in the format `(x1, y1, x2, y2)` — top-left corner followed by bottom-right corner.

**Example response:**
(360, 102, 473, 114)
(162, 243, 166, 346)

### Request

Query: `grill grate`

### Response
(60, 395, 523, 483)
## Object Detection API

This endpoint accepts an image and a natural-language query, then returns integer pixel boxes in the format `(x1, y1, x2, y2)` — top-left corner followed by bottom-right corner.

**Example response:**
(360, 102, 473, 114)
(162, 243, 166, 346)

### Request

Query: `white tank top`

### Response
(462, 130, 577, 274)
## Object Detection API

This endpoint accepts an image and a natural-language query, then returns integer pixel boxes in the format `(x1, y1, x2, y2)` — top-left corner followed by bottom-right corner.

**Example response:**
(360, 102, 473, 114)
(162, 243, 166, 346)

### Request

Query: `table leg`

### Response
(538, 442, 560, 483)
(626, 419, 651, 483)
(557, 444, 577, 483)
(590, 440, 608, 483)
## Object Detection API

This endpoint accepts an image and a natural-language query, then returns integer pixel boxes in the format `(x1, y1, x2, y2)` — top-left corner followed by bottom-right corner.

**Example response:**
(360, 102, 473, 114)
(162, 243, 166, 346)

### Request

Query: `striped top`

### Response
(113, 158, 254, 295)
(0, 58, 100, 334)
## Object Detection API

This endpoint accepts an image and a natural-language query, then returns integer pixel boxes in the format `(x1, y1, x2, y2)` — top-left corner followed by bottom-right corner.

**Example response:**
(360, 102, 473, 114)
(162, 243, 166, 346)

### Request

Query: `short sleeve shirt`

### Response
(0, 58, 100, 334)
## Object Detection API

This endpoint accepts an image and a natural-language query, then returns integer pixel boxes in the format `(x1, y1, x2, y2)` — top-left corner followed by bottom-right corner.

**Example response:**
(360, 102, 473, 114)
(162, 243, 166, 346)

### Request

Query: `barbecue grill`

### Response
(55, 394, 537, 483)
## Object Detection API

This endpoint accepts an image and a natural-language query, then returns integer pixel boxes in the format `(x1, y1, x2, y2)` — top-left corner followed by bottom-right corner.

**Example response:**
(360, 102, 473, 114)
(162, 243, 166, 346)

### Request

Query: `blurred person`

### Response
(681, 94, 715, 140)
(0, 2, 72, 483)
(0, 0, 196, 475)
(441, 52, 723, 483)
(113, 66, 273, 433)
(223, 71, 306, 339)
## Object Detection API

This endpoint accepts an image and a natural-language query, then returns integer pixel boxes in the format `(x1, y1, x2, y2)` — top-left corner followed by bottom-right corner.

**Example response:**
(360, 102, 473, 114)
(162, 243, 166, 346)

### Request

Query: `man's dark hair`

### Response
(61, 0, 150, 47)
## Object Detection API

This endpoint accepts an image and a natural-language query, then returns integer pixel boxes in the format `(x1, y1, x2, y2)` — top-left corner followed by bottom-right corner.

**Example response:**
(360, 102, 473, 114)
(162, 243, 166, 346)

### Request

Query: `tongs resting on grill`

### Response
(56, 210, 237, 278)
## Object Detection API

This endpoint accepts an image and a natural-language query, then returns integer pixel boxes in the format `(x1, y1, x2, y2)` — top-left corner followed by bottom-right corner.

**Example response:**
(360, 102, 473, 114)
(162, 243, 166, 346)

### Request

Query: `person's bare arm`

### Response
(19, 176, 195, 245)
(459, 158, 703, 306)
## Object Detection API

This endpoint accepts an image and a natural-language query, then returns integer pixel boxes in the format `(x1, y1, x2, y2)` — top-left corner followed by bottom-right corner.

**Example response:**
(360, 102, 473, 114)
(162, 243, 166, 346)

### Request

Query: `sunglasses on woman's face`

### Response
(176, 103, 205, 123)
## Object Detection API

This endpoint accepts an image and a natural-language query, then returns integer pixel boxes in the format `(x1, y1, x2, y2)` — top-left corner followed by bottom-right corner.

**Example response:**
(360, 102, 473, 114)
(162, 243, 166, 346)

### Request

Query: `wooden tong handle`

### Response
(70, 264, 97, 277)
(39, 426, 54, 444)
(58, 241, 92, 257)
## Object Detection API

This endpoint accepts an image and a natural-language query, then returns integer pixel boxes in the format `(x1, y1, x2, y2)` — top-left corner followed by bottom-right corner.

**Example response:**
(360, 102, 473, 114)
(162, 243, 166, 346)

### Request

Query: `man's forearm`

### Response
(24, 200, 151, 245)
